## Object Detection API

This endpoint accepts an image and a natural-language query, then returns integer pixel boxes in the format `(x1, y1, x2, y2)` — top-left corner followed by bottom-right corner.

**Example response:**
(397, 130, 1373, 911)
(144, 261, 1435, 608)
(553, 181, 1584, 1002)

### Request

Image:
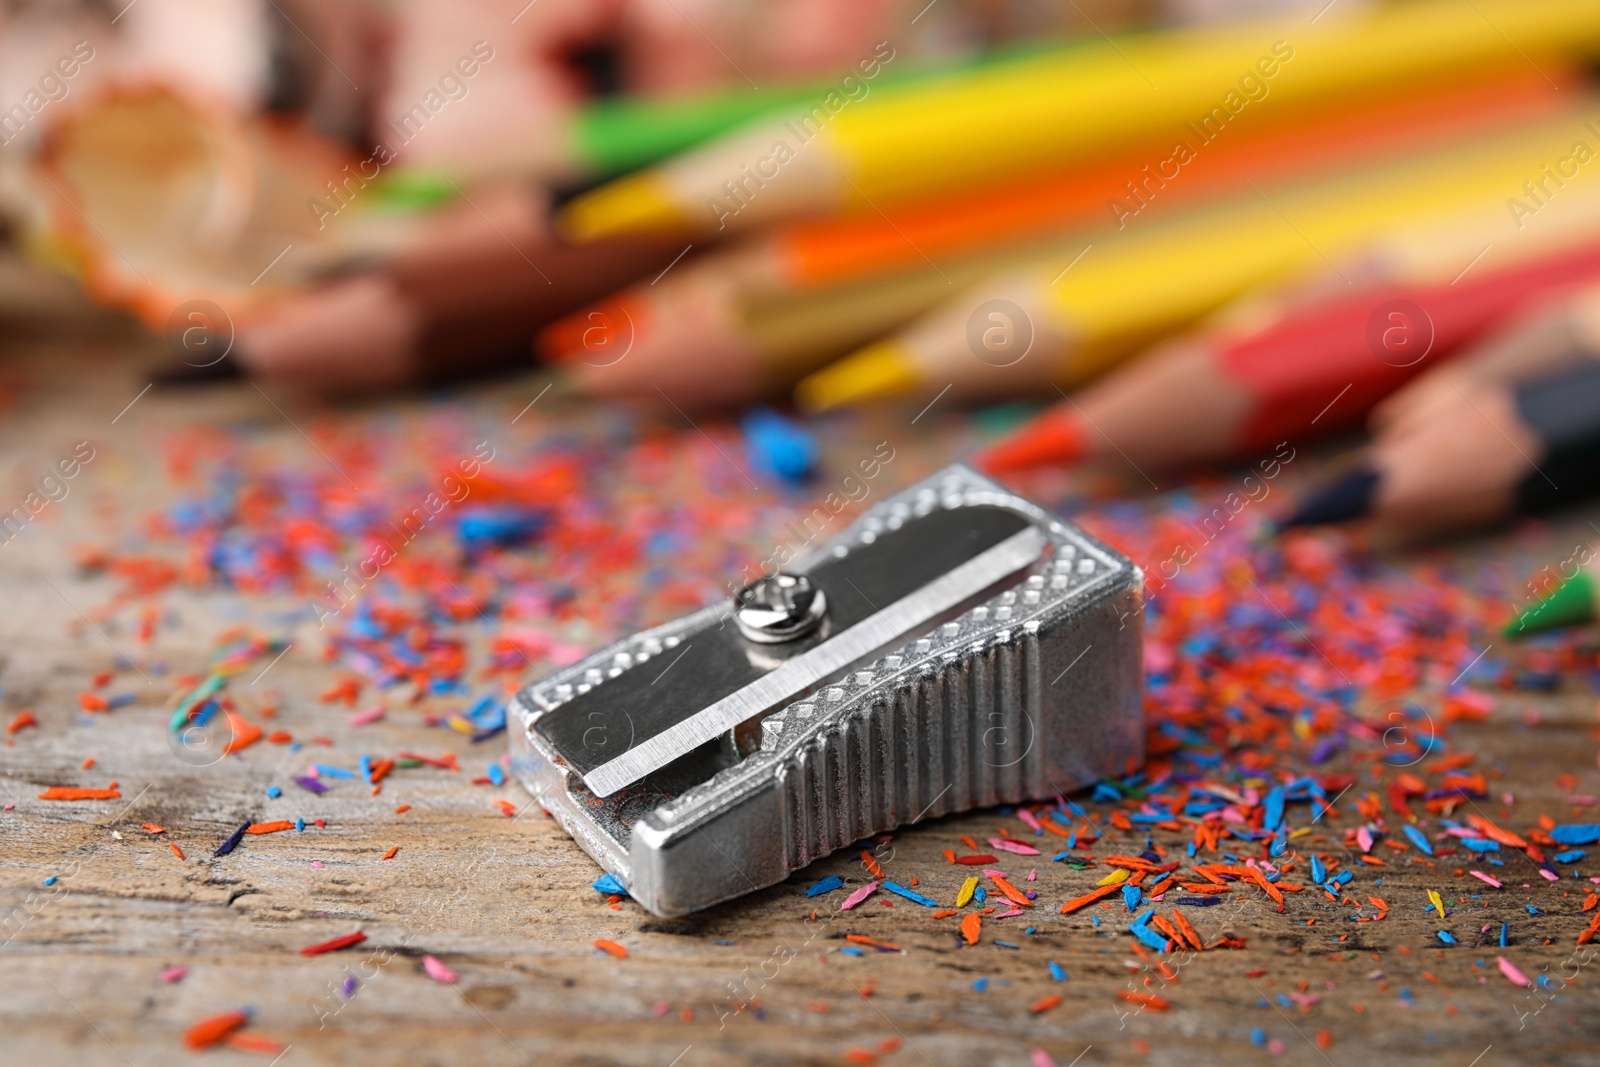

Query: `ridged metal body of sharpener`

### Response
(508, 464, 1143, 916)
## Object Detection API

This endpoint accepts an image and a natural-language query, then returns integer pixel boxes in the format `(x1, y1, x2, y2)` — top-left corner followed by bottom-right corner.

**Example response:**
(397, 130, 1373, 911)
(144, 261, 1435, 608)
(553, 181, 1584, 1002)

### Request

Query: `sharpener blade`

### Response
(532, 503, 1042, 795)
(583, 524, 1045, 796)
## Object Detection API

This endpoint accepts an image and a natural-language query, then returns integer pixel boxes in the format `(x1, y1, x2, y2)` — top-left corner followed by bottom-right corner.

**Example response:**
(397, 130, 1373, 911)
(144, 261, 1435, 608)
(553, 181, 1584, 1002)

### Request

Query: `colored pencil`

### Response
(978, 235, 1600, 474)
(794, 111, 1600, 413)
(538, 243, 1020, 407)
(409, 40, 1064, 183)
(233, 186, 685, 390)
(1370, 280, 1600, 440)
(564, 38, 1068, 179)
(1283, 360, 1600, 543)
(542, 67, 1570, 407)
(1507, 555, 1600, 635)
(558, 0, 1600, 240)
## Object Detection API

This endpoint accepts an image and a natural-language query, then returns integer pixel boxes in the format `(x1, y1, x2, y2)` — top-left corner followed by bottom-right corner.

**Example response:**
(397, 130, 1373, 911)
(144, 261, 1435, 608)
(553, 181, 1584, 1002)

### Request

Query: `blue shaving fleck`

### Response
(213, 821, 249, 857)
(1551, 824, 1600, 845)
(1263, 787, 1285, 832)
(1130, 923, 1170, 952)
(741, 408, 818, 485)
(805, 875, 843, 898)
(882, 881, 937, 907)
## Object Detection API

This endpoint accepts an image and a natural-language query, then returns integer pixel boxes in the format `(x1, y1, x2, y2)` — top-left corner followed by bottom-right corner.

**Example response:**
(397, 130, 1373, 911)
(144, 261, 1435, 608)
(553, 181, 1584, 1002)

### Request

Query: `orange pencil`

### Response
(776, 63, 1567, 291)
(542, 64, 1573, 408)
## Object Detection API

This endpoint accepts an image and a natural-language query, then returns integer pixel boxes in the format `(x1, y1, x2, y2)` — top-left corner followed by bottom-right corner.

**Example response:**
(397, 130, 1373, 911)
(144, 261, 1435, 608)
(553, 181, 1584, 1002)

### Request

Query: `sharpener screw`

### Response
(734, 573, 827, 644)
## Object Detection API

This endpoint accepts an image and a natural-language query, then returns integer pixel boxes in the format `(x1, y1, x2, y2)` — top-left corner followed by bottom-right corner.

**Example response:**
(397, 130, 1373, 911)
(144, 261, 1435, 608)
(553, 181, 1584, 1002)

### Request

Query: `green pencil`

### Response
(570, 38, 1082, 178)
(368, 37, 1101, 207)
(1506, 556, 1600, 636)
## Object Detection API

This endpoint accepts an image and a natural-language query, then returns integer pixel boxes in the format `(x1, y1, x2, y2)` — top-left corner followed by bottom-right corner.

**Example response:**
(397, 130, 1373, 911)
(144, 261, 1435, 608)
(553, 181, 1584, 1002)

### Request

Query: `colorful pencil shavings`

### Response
(48, 392, 1600, 1048)
(183, 1010, 249, 1049)
(841, 882, 879, 910)
(301, 931, 367, 956)
(423, 955, 459, 983)
(1497, 956, 1533, 987)
(882, 882, 937, 907)
(37, 785, 120, 800)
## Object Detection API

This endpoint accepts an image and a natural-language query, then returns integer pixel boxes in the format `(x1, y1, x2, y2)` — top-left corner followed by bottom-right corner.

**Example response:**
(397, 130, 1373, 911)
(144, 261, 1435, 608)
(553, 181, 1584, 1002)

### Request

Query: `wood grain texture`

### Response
(2, 279, 1598, 1067)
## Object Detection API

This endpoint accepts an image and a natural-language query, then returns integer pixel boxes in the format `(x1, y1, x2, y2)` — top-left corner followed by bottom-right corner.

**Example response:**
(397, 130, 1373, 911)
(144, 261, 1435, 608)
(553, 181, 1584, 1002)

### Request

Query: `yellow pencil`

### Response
(559, 0, 1600, 241)
(793, 110, 1600, 411)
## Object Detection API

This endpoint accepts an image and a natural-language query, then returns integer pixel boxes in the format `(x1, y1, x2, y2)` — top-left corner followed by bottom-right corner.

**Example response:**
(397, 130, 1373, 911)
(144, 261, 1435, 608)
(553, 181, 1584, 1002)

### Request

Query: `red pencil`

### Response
(978, 236, 1600, 474)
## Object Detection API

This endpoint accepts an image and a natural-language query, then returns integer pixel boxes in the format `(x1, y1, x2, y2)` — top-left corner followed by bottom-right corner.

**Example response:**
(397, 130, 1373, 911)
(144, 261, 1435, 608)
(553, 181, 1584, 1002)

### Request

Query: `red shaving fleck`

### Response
(1061, 884, 1120, 914)
(183, 1010, 249, 1049)
(1118, 991, 1171, 1010)
(221, 711, 263, 755)
(225, 1032, 286, 1054)
(300, 931, 367, 956)
(38, 785, 121, 801)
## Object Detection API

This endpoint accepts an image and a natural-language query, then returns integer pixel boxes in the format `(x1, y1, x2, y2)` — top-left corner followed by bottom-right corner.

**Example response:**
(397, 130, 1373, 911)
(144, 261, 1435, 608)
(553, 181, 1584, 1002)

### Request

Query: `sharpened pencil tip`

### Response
(1281, 465, 1380, 528)
(558, 174, 685, 242)
(1504, 571, 1599, 637)
(794, 341, 920, 413)
(977, 408, 1087, 473)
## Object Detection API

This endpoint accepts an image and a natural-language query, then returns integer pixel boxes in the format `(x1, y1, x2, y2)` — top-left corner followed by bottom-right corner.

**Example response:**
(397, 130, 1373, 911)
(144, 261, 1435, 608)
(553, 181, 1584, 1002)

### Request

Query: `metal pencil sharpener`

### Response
(509, 464, 1144, 916)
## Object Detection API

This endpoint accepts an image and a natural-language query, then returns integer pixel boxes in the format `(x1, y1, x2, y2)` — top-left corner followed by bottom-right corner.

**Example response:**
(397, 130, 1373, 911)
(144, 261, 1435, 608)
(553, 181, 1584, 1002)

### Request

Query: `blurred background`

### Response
(1, 0, 1294, 394)
(7, 0, 1600, 585)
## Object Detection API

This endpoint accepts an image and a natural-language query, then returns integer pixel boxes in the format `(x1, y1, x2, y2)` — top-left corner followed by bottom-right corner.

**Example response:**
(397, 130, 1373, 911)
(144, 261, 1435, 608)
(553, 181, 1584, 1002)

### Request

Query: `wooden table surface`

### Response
(2, 266, 1598, 1067)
